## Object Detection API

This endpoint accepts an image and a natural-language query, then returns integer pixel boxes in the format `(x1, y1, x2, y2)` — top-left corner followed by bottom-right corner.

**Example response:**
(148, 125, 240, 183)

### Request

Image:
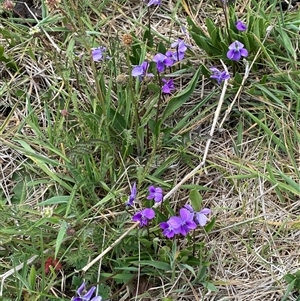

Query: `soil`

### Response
(12, 0, 41, 18)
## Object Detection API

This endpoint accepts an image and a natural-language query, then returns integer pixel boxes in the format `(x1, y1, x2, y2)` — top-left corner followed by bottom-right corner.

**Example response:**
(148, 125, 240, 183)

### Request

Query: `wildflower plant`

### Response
(147, 185, 163, 203)
(235, 20, 247, 32)
(132, 208, 155, 227)
(159, 194, 212, 239)
(91, 46, 108, 62)
(226, 40, 249, 61)
(161, 78, 175, 94)
(209, 67, 230, 84)
(72, 282, 102, 301)
(131, 61, 154, 80)
(126, 182, 137, 206)
(146, 0, 161, 6)
(186, 2, 270, 79)
(165, 208, 197, 236)
(153, 53, 173, 72)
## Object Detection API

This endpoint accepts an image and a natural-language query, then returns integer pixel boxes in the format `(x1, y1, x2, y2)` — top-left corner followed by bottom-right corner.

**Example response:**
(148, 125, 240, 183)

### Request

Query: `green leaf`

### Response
(205, 217, 216, 232)
(109, 108, 127, 132)
(0, 45, 19, 71)
(15, 140, 73, 192)
(143, 28, 153, 48)
(148, 119, 161, 137)
(203, 281, 218, 292)
(206, 18, 220, 47)
(189, 189, 202, 212)
(28, 265, 36, 290)
(295, 278, 300, 291)
(190, 33, 213, 55)
(133, 260, 171, 271)
(0, 56, 18, 72)
(277, 28, 296, 60)
(187, 16, 207, 36)
(276, 169, 300, 196)
(254, 84, 287, 108)
(284, 273, 296, 283)
(114, 267, 138, 271)
(38, 196, 71, 206)
(179, 263, 196, 277)
(157, 41, 167, 54)
(55, 220, 68, 259)
(233, 72, 243, 85)
(12, 179, 27, 203)
(281, 279, 296, 301)
(158, 246, 171, 262)
(162, 67, 201, 121)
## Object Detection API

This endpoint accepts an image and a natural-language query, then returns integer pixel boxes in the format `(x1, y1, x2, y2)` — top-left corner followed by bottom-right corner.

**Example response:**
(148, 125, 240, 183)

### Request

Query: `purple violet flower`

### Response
(126, 182, 137, 206)
(132, 208, 155, 227)
(170, 39, 188, 61)
(195, 208, 211, 226)
(146, 0, 161, 6)
(171, 38, 188, 53)
(162, 78, 175, 94)
(72, 282, 102, 301)
(132, 61, 154, 81)
(166, 49, 185, 62)
(147, 185, 163, 203)
(153, 53, 174, 72)
(165, 50, 178, 63)
(168, 208, 197, 236)
(91, 46, 108, 62)
(184, 204, 194, 213)
(210, 67, 230, 84)
(160, 221, 177, 239)
(184, 203, 212, 226)
(235, 20, 247, 32)
(227, 40, 248, 61)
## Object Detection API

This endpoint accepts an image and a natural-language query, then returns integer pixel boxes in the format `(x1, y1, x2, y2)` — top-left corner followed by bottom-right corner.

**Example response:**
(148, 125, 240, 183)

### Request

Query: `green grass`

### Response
(0, 0, 299, 300)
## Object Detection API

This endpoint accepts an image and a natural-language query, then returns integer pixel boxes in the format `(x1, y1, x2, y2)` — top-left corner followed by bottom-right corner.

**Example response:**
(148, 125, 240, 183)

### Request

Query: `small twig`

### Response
(218, 59, 249, 129)
(81, 223, 137, 273)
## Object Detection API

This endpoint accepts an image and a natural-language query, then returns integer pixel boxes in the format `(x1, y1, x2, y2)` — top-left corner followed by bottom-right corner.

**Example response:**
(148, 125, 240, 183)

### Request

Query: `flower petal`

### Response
(91, 297, 102, 301)
(160, 222, 169, 230)
(195, 213, 208, 226)
(76, 282, 86, 295)
(180, 208, 193, 221)
(83, 287, 96, 301)
(144, 208, 155, 219)
(168, 216, 182, 229)
(132, 212, 142, 222)
(132, 66, 143, 76)
(184, 204, 194, 212)
(227, 50, 241, 61)
(240, 48, 249, 57)
(200, 208, 211, 215)
(186, 220, 197, 230)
